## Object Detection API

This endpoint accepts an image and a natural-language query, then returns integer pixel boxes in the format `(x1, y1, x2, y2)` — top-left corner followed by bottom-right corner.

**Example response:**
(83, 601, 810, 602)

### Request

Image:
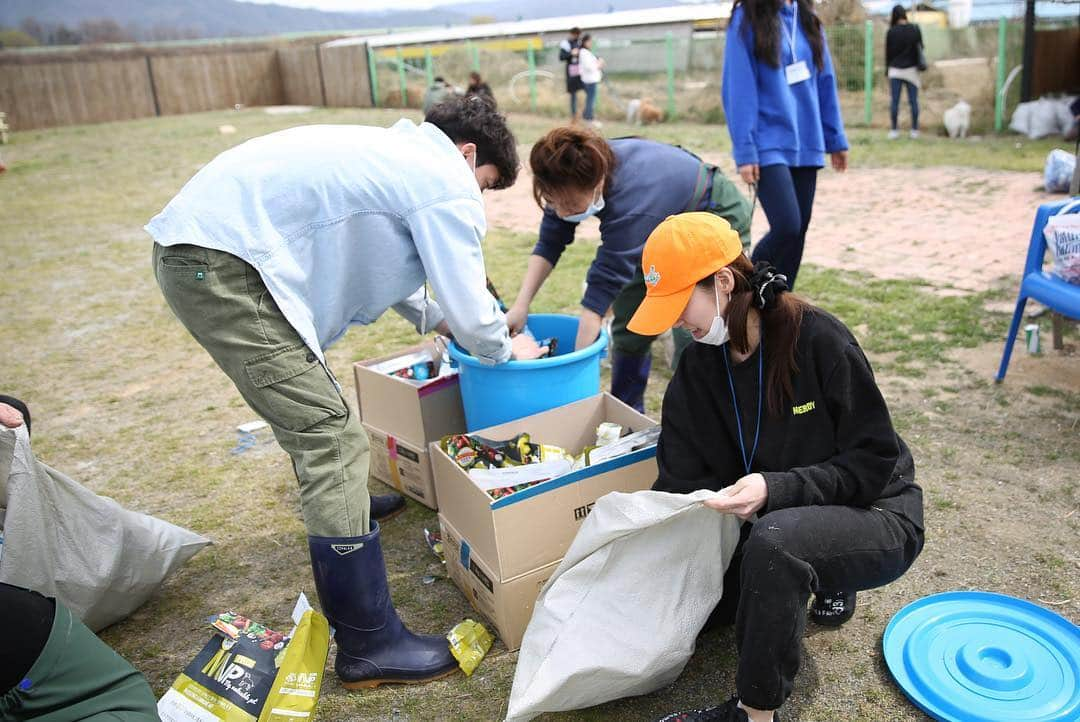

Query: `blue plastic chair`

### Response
(996, 196, 1080, 381)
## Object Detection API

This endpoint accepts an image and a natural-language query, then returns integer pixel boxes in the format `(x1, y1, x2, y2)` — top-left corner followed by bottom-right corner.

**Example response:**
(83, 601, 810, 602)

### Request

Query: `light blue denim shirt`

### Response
(145, 120, 511, 365)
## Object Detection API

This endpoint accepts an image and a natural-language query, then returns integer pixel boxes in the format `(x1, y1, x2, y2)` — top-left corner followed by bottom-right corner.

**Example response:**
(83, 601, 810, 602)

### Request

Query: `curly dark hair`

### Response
(424, 95, 519, 191)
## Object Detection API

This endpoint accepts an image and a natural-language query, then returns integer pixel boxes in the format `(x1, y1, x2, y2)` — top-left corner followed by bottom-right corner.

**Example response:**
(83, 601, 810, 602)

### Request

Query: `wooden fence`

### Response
(0, 40, 371, 131)
(1031, 26, 1080, 98)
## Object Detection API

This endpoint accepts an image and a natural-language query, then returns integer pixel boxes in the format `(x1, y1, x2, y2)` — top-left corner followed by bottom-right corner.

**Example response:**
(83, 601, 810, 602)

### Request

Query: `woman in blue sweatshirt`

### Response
(722, 0, 849, 289)
(507, 126, 752, 413)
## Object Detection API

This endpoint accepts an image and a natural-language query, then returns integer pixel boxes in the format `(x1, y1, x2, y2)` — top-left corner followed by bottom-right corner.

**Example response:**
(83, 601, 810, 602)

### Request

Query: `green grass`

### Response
(2, 107, 1078, 722)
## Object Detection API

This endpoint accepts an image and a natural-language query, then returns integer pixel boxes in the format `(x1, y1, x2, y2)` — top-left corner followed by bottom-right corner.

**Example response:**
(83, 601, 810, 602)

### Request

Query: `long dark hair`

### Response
(890, 4, 908, 26)
(698, 255, 810, 416)
(733, 0, 825, 71)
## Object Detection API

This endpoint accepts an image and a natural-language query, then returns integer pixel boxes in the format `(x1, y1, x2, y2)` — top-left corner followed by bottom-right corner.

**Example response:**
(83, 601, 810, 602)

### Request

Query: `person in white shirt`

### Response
(146, 96, 544, 689)
(578, 34, 605, 127)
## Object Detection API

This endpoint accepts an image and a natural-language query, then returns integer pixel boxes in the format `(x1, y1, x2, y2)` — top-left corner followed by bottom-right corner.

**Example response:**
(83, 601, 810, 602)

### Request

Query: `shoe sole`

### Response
(341, 666, 458, 689)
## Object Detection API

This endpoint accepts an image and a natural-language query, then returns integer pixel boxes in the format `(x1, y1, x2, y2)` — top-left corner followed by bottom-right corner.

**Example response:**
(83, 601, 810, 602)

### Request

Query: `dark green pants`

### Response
(610, 168, 752, 361)
(0, 600, 157, 720)
(153, 242, 370, 537)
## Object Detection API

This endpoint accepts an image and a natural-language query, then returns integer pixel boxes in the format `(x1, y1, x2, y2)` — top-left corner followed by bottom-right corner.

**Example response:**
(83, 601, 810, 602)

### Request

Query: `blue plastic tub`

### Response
(448, 314, 608, 430)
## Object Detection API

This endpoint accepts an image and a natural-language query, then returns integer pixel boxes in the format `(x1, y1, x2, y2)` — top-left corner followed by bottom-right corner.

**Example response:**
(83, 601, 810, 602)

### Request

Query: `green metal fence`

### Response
(367, 17, 1072, 134)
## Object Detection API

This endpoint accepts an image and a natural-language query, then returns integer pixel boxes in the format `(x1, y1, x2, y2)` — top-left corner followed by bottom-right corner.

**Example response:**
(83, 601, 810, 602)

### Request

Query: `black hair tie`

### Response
(749, 262, 789, 310)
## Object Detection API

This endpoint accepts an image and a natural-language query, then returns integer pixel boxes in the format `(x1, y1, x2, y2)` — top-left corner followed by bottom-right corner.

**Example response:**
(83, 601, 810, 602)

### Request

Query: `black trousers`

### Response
(707, 501, 924, 710)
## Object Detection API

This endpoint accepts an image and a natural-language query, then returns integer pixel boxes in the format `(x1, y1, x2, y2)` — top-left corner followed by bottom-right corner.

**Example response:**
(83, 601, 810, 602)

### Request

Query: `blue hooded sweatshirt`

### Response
(722, 2, 848, 169)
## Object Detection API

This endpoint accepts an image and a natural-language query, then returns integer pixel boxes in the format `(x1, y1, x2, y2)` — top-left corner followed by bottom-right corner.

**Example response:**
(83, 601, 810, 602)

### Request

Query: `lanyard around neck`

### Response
(786, 2, 799, 61)
(722, 334, 763, 476)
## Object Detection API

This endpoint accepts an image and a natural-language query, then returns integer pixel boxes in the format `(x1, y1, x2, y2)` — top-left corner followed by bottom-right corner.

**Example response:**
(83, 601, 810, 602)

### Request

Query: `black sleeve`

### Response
(532, 207, 577, 267)
(885, 28, 897, 67)
(761, 343, 901, 511)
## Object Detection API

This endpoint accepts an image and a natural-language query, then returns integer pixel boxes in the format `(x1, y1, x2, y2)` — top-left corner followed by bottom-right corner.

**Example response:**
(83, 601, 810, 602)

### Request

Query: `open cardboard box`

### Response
(430, 393, 658, 580)
(363, 422, 439, 510)
(353, 338, 465, 449)
(439, 513, 558, 652)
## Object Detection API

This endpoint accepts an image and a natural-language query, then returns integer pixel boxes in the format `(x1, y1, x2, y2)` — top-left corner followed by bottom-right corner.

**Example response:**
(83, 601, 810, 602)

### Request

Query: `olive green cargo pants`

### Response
(153, 243, 369, 538)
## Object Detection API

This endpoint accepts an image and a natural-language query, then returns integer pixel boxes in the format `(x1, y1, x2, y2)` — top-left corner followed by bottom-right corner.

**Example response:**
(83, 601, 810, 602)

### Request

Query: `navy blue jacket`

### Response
(533, 139, 717, 316)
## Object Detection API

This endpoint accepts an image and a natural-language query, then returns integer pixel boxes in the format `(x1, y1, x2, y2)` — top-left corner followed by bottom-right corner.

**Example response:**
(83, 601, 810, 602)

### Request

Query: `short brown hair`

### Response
(529, 126, 617, 209)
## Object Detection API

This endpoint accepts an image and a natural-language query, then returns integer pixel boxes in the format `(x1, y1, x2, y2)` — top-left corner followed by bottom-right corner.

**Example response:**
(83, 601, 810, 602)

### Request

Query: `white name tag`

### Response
(785, 60, 811, 85)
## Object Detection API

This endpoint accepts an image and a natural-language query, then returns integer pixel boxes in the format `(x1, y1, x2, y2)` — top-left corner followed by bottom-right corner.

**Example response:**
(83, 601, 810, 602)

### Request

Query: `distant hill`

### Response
(0, 0, 711, 42)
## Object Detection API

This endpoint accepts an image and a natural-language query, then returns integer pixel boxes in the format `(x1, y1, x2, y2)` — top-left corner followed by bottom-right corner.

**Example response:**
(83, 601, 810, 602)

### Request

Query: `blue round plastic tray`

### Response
(883, 591, 1080, 721)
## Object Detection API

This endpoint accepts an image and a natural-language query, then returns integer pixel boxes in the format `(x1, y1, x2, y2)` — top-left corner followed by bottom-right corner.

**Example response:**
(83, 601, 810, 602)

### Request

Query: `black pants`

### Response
(750, 165, 818, 290)
(889, 78, 919, 131)
(707, 501, 924, 710)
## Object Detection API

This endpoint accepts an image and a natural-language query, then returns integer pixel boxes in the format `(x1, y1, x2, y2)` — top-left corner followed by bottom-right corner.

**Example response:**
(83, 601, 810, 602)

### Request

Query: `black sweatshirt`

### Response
(654, 308, 923, 528)
(886, 24, 923, 70)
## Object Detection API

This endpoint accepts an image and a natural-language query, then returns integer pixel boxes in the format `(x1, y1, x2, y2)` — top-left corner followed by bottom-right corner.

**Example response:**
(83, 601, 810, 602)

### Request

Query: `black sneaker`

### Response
(810, 590, 857, 627)
(658, 696, 781, 722)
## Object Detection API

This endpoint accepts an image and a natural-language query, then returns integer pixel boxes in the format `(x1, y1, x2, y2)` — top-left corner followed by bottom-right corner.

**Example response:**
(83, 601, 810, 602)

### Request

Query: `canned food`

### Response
(1024, 323, 1040, 354)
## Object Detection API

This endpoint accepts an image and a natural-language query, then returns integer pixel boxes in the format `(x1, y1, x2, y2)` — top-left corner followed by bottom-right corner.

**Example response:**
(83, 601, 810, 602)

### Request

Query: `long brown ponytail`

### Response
(699, 254, 809, 416)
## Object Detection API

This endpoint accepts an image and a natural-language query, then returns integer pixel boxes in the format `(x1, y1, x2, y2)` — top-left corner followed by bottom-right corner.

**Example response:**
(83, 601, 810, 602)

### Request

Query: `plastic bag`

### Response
(158, 594, 331, 722)
(1044, 149, 1077, 194)
(506, 489, 743, 721)
(1044, 200, 1080, 285)
(0, 424, 210, 631)
(447, 619, 495, 676)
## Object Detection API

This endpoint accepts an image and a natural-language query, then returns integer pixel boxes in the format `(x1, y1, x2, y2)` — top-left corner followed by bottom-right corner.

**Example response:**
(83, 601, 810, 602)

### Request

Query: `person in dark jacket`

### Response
(629, 213, 924, 722)
(886, 5, 925, 139)
(466, 71, 494, 106)
(559, 27, 585, 122)
(507, 126, 752, 413)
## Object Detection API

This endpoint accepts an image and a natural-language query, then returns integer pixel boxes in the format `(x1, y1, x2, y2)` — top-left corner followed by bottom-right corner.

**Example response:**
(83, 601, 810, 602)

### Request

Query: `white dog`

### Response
(943, 100, 971, 139)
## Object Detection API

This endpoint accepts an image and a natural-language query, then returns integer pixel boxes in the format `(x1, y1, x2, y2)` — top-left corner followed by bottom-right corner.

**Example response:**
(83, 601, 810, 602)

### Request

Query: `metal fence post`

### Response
(527, 44, 538, 112)
(396, 46, 408, 107)
(367, 46, 380, 107)
(424, 47, 434, 89)
(470, 42, 481, 72)
(863, 21, 873, 126)
(665, 32, 677, 120)
(994, 17, 1007, 132)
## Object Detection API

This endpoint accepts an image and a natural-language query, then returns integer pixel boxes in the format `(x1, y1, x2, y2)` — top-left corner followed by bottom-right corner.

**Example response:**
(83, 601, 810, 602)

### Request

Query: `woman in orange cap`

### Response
(629, 213, 924, 722)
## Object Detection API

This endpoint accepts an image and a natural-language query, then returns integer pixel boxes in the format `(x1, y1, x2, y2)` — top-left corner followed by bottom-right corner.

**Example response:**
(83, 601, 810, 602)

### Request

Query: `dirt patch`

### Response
(485, 156, 1049, 296)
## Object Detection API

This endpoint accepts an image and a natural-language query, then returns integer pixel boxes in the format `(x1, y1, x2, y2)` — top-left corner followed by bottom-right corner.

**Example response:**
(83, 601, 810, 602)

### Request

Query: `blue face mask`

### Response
(559, 189, 605, 223)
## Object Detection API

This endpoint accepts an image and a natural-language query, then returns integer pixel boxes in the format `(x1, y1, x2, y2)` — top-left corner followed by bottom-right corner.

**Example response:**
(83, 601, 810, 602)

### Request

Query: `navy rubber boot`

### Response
(309, 523, 458, 689)
(370, 493, 406, 522)
(610, 353, 652, 413)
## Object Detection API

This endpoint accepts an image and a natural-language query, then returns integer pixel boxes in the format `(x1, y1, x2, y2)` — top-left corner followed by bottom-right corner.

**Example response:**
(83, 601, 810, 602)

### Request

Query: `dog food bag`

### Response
(158, 595, 330, 722)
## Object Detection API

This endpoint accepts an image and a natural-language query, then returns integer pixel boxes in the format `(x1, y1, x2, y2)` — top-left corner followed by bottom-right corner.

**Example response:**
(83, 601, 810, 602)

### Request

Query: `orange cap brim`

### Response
(627, 284, 695, 337)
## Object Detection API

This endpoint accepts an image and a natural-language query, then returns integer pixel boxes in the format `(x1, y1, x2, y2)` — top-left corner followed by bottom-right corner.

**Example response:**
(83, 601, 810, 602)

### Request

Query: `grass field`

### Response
(1, 107, 1077, 722)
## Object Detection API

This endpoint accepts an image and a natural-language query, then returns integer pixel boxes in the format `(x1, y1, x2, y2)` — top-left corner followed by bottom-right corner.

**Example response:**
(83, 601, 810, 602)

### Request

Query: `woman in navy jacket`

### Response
(722, 0, 849, 289)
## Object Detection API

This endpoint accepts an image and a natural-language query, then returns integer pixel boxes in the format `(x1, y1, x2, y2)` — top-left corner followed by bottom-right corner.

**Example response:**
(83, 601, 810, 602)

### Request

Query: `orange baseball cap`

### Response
(627, 212, 744, 336)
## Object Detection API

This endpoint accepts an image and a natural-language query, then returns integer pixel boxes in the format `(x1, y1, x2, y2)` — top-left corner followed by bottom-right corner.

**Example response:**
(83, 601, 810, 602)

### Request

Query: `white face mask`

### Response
(559, 188, 605, 223)
(695, 285, 730, 346)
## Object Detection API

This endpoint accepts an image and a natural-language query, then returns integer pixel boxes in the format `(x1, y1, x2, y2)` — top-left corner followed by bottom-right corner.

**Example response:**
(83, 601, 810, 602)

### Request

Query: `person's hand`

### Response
(830, 150, 848, 172)
(703, 473, 768, 520)
(511, 332, 549, 360)
(505, 303, 529, 336)
(738, 164, 759, 186)
(574, 308, 604, 351)
(0, 402, 24, 429)
(598, 58, 606, 69)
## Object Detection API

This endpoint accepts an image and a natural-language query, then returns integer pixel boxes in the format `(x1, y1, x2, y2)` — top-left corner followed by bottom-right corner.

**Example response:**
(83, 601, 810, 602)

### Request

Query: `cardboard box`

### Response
(440, 513, 559, 652)
(364, 422, 438, 510)
(430, 393, 658, 580)
(353, 339, 466, 449)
